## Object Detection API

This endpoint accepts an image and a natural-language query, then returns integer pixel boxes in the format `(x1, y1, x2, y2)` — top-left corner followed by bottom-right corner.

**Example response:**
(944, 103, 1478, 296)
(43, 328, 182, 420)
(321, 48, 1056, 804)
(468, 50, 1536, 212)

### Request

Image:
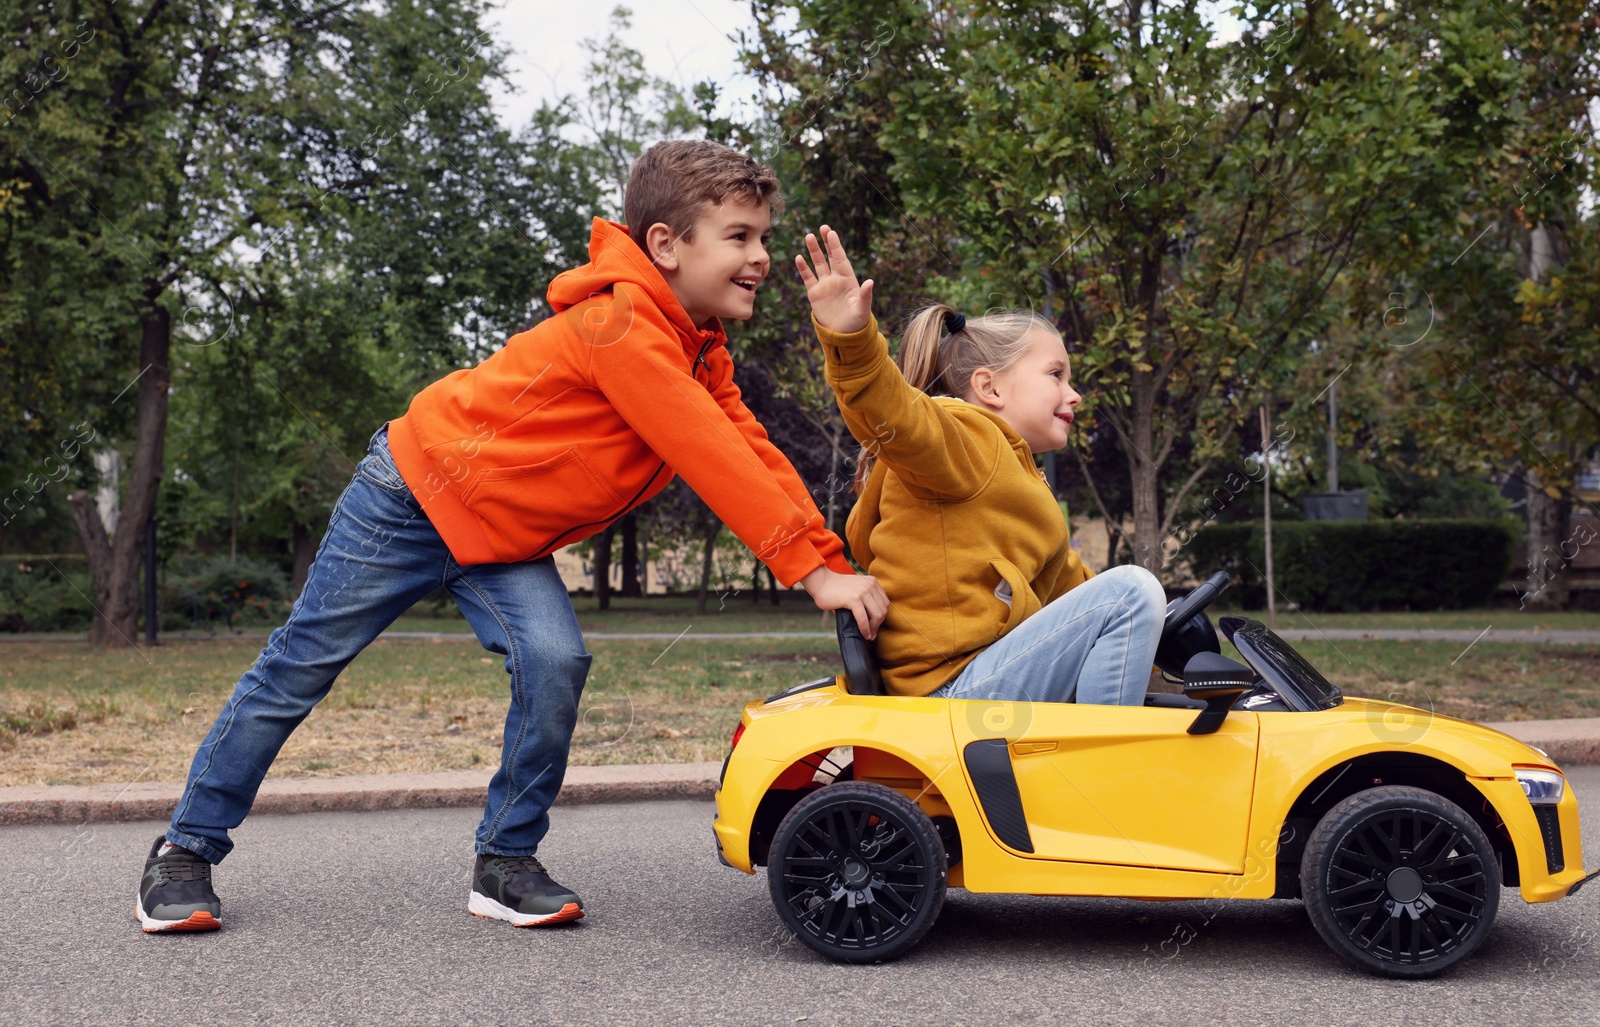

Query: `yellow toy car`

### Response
(713, 573, 1594, 977)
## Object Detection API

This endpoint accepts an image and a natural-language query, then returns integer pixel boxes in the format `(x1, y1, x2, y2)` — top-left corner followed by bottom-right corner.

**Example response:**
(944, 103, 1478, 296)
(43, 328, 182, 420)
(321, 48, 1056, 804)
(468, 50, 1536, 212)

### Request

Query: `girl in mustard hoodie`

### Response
(796, 226, 1166, 703)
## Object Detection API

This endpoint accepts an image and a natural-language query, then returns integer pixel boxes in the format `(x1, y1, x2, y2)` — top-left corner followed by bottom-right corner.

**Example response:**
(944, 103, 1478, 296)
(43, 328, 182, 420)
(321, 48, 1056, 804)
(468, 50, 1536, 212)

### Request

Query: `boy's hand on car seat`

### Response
(796, 225, 874, 335)
(799, 566, 889, 641)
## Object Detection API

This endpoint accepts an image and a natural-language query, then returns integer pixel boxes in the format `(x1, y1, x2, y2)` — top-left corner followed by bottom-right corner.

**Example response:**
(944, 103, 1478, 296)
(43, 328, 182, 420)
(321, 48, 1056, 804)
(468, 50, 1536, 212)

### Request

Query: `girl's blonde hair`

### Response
(854, 304, 1060, 493)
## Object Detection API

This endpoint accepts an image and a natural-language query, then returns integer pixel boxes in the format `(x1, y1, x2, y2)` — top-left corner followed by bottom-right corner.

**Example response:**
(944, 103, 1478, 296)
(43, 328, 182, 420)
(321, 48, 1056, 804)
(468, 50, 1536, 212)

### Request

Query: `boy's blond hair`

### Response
(624, 140, 785, 247)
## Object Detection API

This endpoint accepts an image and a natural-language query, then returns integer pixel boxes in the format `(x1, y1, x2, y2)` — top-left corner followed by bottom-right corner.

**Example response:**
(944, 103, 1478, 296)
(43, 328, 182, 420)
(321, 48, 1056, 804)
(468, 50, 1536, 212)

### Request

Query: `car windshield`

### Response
(1221, 618, 1343, 712)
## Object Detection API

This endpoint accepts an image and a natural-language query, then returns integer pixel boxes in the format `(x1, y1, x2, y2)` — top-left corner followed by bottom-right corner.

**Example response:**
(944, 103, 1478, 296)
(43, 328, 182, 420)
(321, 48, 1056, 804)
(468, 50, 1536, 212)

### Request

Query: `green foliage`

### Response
(2, 0, 605, 573)
(761, 0, 1547, 569)
(1386, 0, 1599, 497)
(164, 554, 291, 630)
(0, 557, 94, 632)
(1184, 520, 1516, 611)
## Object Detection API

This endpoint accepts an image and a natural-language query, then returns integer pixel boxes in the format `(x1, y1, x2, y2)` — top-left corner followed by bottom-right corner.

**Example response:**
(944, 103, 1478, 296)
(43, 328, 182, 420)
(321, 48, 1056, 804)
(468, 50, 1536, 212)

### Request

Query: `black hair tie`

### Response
(943, 310, 966, 335)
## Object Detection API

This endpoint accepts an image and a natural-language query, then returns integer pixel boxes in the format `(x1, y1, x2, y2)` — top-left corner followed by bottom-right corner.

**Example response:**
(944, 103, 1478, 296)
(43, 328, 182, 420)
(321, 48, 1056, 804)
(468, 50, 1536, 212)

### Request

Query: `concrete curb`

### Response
(1485, 717, 1600, 766)
(0, 761, 723, 828)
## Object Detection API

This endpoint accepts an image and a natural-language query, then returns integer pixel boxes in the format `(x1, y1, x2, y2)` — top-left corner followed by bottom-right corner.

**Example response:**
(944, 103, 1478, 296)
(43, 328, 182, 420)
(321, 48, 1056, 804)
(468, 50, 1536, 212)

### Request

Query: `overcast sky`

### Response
(483, 2, 1251, 133)
(471, 0, 1260, 242)
(482, 0, 757, 132)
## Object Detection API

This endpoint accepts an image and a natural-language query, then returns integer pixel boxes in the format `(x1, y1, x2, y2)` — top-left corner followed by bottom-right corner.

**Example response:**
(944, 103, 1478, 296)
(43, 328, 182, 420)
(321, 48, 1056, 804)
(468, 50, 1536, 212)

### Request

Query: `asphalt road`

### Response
(4, 772, 1598, 1026)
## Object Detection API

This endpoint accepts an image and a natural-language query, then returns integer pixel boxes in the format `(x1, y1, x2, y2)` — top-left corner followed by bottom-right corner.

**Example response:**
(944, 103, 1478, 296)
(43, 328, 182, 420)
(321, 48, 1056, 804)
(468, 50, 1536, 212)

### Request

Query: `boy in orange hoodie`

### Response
(137, 141, 888, 932)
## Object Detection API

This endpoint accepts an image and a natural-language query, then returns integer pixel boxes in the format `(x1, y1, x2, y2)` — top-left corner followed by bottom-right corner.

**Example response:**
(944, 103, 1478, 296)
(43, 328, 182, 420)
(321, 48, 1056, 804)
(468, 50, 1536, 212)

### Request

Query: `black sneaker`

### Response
(469, 854, 584, 927)
(136, 836, 221, 932)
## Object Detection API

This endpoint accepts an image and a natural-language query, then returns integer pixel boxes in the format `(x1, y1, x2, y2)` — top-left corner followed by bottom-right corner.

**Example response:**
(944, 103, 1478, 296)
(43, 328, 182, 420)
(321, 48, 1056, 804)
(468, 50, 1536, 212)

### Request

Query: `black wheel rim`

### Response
(777, 799, 932, 951)
(1325, 807, 1491, 966)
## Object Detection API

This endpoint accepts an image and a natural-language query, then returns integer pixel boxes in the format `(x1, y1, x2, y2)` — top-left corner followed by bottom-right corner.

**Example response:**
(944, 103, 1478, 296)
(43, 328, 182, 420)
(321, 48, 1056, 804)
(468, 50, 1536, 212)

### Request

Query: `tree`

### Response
(781, 0, 1536, 574)
(541, 5, 699, 610)
(1, 0, 567, 643)
(739, 0, 952, 539)
(1398, 0, 1600, 608)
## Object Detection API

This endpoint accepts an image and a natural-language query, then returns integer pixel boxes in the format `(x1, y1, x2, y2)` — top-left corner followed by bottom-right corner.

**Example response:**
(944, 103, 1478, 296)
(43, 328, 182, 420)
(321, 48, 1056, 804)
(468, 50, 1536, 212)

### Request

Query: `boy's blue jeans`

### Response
(931, 565, 1166, 706)
(166, 423, 590, 864)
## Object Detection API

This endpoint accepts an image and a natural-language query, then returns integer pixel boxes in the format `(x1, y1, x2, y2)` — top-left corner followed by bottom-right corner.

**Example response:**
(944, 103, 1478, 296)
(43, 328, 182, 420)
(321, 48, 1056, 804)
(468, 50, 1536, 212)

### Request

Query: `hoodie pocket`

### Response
(460, 447, 624, 559)
(987, 558, 1043, 638)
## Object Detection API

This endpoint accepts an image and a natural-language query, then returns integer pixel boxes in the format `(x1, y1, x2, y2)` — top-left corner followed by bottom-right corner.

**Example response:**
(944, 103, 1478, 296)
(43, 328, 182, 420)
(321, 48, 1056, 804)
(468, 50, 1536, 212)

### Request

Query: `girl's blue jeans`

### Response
(166, 423, 590, 863)
(931, 565, 1166, 706)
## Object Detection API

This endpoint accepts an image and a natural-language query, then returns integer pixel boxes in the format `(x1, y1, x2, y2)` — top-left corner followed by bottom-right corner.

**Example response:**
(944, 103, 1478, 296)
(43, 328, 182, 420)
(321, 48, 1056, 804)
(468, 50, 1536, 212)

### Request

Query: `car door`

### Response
(948, 700, 1260, 873)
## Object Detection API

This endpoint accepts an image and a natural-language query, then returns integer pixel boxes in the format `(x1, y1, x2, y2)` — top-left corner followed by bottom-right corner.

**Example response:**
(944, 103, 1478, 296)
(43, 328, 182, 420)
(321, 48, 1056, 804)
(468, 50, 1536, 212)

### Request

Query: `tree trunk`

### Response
(1126, 371, 1162, 573)
(79, 301, 171, 647)
(1522, 471, 1572, 610)
(824, 423, 843, 537)
(768, 565, 779, 605)
(695, 507, 719, 616)
(593, 525, 613, 611)
(618, 513, 641, 598)
(68, 489, 112, 630)
(1520, 228, 1573, 611)
(291, 521, 316, 597)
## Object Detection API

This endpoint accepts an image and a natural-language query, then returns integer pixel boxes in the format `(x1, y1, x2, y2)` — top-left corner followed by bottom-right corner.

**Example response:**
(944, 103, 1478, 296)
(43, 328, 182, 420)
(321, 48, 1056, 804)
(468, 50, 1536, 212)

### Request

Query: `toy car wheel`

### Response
(766, 781, 946, 963)
(1301, 785, 1500, 978)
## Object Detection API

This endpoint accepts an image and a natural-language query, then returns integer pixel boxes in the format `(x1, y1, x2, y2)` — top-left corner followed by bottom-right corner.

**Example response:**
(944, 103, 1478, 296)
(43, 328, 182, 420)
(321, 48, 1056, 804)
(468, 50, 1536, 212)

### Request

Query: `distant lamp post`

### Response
(1303, 375, 1368, 522)
(1260, 404, 1276, 630)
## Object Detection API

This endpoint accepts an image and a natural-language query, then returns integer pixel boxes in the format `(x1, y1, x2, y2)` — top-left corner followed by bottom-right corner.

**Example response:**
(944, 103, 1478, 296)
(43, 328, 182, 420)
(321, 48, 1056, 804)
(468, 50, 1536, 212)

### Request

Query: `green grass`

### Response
(1218, 638, 1600, 723)
(11, 592, 1600, 641)
(2, 627, 1598, 786)
(402, 597, 1600, 636)
(395, 593, 833, 635)
(1210, 606, 1600, 632)
(0, 634, 837, 786)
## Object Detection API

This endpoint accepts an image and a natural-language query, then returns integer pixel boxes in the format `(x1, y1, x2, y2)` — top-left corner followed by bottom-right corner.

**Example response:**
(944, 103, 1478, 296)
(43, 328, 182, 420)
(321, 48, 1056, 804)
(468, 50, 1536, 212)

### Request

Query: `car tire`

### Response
(766, 781, 947, 963)
(1300, 785, 1500, 978)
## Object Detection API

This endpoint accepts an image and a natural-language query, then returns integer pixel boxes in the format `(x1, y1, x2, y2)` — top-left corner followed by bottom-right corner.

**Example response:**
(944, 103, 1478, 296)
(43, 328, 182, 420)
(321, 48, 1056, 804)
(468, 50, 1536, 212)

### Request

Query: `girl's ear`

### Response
(967, 367, 1004, 410)
(646, 223, 679, 271)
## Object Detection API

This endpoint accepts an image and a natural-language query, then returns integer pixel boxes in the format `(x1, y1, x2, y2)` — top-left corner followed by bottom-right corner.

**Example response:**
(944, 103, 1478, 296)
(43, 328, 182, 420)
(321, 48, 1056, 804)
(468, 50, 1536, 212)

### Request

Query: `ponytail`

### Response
(898, 305, 954, 395)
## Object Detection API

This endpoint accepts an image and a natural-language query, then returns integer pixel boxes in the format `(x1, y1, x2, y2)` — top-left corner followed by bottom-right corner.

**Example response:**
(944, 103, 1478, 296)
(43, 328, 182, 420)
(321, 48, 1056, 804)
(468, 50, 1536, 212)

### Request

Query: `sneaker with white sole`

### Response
(469, 854, 584, 927)
(137, 836, 221, 933)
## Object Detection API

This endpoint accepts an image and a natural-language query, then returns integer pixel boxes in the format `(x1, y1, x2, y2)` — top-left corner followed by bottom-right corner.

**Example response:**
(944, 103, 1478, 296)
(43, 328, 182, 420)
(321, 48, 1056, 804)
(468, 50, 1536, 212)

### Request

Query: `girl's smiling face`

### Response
(965, 328, 1081, 453)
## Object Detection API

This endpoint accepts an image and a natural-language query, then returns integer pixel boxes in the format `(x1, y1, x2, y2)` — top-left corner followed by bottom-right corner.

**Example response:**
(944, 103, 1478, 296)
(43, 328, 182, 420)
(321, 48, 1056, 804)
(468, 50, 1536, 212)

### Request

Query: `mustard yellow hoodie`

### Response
(820, 315, 1094, 696)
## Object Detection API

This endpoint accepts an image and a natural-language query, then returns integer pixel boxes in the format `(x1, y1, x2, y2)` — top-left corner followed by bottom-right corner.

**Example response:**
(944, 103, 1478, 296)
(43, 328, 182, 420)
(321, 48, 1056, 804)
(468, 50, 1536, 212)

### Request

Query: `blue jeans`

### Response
(931, 565, 1166, 706)
(167, 423, 591, 863)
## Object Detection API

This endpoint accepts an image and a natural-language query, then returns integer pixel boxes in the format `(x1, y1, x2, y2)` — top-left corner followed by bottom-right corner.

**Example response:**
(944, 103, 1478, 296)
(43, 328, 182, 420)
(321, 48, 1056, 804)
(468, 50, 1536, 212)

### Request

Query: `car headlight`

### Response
(1515, 768, 1566, 805)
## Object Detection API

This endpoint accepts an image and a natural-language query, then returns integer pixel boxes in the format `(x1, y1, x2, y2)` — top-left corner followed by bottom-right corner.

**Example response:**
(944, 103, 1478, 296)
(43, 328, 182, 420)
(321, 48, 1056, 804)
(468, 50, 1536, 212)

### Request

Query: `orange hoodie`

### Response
(387, 218, 853, 587)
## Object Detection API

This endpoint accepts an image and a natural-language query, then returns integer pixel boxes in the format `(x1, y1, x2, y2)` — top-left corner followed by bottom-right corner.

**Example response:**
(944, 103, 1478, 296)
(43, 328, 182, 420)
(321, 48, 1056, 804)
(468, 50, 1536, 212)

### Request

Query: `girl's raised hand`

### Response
(795, 225, 874, 334)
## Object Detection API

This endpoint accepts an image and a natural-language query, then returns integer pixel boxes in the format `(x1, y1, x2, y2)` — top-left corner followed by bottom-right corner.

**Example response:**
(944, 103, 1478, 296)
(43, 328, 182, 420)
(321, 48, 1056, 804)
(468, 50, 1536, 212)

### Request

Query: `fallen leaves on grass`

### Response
(4, 638, 1598, 787)
(0, 637, 825, 786)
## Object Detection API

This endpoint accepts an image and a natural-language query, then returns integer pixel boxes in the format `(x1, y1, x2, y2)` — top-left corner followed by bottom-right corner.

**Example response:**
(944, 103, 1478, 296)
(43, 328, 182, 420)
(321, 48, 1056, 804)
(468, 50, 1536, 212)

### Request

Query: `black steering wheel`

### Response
(1162, 571, 1230, 637)
(1154, 571, 1231, 678)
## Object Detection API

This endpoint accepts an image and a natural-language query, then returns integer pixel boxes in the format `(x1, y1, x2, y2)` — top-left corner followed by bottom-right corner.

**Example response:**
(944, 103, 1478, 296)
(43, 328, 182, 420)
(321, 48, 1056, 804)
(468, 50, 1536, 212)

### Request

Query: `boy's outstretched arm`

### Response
(587, 294, 887, 638)
(703, 350, 888, 638)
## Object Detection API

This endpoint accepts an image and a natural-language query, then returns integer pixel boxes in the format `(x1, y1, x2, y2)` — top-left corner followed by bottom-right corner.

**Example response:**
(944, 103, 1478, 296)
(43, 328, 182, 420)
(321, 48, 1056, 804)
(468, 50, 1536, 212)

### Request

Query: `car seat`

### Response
(834, 609, 887, 696)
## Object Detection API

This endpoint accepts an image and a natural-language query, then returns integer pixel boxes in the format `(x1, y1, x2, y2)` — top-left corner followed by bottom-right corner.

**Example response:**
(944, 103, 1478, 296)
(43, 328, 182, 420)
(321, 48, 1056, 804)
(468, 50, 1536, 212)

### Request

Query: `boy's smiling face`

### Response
(646, 195, 772, 329)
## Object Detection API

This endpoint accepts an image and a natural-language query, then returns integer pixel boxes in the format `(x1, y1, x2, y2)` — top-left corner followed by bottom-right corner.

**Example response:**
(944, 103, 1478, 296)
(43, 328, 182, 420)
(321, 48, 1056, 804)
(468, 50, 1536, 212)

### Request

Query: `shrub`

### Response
(1181, 520, 1516, 612)
(166, 554, 292, 629)
(0, 558, 96, 632)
